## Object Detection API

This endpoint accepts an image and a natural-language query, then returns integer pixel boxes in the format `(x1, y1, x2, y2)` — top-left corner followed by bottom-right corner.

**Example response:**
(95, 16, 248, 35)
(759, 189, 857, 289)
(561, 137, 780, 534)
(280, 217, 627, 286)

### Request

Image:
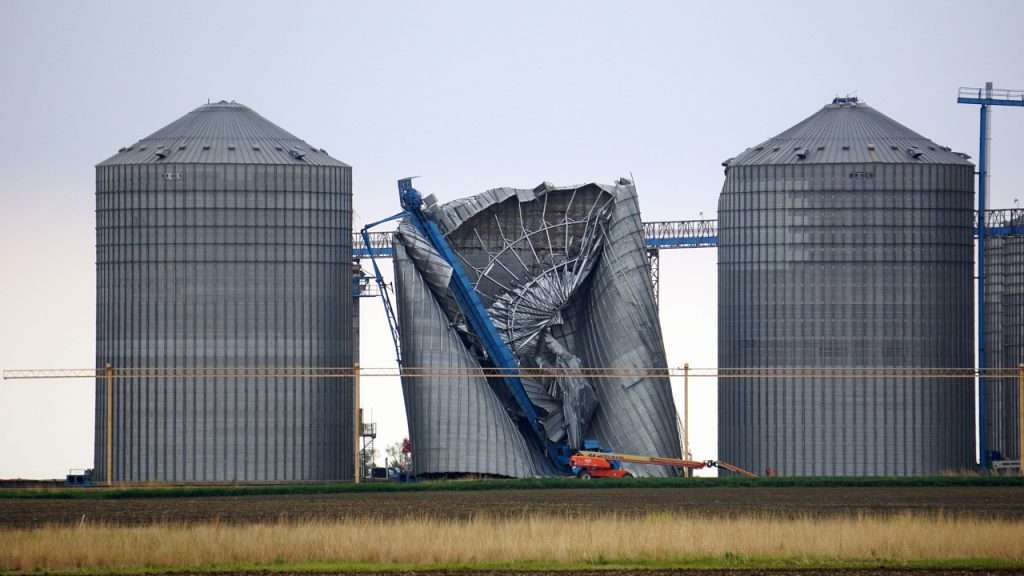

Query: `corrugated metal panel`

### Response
(394, 181, 680, 477)
(985, 234, 1023, 460)
(97, 101, 348, 167)
(718, 105, 976, 475)
(568, 184, 680, 476)
(394, 241, 554, 478)
(727, 100, 972, 167)
(94, 106, 353, 483)
(353, 261, 362, 365)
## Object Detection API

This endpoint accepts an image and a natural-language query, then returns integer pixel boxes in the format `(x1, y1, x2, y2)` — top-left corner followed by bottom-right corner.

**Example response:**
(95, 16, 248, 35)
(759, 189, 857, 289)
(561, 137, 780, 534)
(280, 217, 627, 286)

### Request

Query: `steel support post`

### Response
(683, 362, 690, 477)
(104, 363, 113, 485)
(647, 248, 660, 305)
(978, 86, 991, 468)
(353, 363, 361, 483)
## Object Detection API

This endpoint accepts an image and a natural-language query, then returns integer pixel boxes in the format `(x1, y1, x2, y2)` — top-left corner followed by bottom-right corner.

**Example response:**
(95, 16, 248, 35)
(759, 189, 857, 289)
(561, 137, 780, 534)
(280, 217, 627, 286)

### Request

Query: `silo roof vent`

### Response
(289, 148, 306, 161)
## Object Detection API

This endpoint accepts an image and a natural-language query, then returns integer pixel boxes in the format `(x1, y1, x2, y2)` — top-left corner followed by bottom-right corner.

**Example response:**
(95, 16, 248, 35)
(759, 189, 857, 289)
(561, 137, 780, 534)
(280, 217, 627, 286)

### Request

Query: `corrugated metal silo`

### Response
(393, 181, 680, 477)
(95, 101, 353, 482)
(984, 231, 1023, 460)
(718, 97, 975, 476)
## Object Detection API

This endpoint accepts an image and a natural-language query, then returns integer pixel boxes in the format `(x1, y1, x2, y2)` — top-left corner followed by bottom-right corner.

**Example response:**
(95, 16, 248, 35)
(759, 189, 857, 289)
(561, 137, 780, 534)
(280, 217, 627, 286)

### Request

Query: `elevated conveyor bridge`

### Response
(354, 210, 1024, 259)
(355, 210, 1024, 301)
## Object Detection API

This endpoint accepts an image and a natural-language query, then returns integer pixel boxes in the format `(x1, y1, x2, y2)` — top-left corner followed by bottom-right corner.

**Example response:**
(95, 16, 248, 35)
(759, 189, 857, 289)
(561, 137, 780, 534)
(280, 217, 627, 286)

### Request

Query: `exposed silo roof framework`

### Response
(95, 101, 353, 482)
(718, 97, 976, 476)
(394, 180, 680, 477)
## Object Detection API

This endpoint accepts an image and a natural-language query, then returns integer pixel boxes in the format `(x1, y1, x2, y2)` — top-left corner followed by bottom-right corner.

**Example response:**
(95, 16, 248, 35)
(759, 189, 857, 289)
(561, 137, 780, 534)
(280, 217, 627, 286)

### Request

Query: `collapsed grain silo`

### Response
(718, 97, 975, 476)
(984, 227, 1023, 461)
(393, 180, 680, 477)
(95, 101, 353, 482)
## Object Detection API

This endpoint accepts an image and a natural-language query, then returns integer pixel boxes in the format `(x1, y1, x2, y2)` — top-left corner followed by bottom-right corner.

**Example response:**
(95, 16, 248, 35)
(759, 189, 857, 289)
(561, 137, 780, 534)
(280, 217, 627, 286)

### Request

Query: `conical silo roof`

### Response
(726, 97, 972, 167)
(98, 100, 348, 167)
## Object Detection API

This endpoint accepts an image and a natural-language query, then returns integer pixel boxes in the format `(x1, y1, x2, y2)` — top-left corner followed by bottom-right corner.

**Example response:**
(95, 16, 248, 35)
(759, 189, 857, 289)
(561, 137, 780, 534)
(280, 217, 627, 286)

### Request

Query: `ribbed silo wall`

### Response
(986, 235, 1023, 460)
(570, 186, 681, 476)
(393, 241, 551, 477)
(352, 261, 361, 365)
(94, 162, 353, 482)
(718, 163, 975, 476)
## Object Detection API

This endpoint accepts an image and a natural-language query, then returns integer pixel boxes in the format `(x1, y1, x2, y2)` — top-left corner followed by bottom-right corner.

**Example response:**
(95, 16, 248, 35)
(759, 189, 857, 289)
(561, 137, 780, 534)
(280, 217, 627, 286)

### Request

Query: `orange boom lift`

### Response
(570, 448, 758, 479)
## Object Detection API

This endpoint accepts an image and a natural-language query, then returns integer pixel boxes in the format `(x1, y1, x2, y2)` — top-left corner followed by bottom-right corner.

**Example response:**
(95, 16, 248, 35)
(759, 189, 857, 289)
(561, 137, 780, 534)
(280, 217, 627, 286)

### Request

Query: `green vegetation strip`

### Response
(1, 475, 1023, 500)
(7, 557, 1024, 575)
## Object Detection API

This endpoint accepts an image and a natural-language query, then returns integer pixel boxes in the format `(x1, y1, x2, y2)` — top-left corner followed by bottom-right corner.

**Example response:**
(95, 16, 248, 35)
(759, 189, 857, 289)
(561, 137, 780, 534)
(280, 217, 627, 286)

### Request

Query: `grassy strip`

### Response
(1, 475, 1023, 500)
(9, 557, 1024, 575)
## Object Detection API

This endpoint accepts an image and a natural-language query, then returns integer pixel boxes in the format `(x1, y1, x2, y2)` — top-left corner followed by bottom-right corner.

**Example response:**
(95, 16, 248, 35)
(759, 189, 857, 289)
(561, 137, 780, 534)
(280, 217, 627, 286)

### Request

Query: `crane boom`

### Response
(573, 450, 758, 478)
(575, 450, 708, 469)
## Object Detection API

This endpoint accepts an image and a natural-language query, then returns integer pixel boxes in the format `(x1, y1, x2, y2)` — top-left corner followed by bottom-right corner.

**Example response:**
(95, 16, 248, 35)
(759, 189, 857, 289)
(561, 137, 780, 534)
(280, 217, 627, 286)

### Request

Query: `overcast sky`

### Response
(2, 0, 1023, 478)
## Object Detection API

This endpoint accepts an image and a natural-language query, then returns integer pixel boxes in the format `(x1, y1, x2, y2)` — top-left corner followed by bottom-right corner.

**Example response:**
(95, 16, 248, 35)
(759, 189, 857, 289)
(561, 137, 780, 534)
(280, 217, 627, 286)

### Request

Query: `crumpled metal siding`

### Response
(569, 186, 680, 476)
(984, 234, 1023, 460)
(394, 241, 555, 477)
(393, 181, 680, 477)
(718, 161, 975, 476)
(94, 157, 353, 482)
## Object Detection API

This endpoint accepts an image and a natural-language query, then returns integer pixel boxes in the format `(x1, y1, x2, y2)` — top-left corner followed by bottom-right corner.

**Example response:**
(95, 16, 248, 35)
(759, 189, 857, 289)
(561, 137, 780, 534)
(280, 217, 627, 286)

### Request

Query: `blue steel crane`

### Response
(359, 211, 406, 365)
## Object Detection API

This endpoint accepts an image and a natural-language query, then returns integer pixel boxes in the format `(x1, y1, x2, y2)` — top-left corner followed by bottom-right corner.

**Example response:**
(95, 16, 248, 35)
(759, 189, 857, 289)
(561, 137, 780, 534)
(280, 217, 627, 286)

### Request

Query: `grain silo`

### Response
(393, 180, 680, 477)
(95, 101, 353, 482)
(718, 97, 975, 476)
(984, 231, 1023, 461)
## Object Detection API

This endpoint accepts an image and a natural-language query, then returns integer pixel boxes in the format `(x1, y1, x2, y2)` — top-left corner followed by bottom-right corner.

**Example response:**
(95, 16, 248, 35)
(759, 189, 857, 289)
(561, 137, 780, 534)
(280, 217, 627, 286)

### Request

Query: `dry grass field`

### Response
(2, 512, 1023, 573)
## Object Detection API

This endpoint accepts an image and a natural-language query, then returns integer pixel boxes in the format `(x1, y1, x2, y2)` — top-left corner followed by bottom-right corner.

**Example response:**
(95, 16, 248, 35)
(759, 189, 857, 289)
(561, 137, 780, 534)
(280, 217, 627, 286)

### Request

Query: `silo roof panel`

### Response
(98, 100, 349, 167)
(727, 99, 972, 167)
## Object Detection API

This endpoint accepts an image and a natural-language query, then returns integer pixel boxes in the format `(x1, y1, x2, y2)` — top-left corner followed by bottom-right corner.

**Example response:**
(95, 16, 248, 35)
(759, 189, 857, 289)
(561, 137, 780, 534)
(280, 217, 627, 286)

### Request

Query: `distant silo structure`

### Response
(984, 230, 1023, 461)
(95, 101, 353, 482)
(718, 97, 975, 476)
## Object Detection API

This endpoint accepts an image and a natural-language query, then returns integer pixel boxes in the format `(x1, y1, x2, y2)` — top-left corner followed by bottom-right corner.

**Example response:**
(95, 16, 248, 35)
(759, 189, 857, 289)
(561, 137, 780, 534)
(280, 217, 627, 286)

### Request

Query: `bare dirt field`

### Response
(95, 571, 1019, 576)
(2, 486, 1023, 527)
